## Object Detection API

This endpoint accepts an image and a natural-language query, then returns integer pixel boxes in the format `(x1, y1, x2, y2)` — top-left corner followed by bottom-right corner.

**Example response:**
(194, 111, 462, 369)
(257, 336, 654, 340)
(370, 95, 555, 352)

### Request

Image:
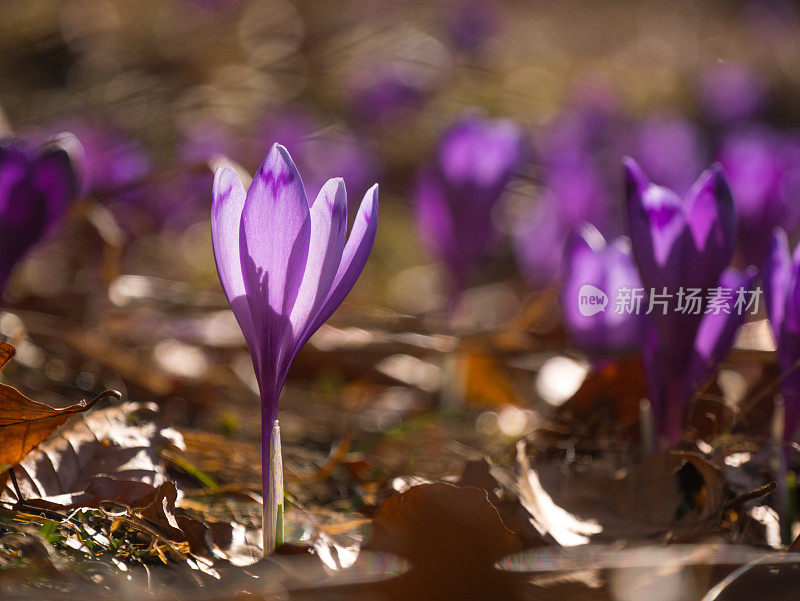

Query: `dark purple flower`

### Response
(254, 109, 377, 202)
(625, 158, 746, 445)
(698, 63, 768, 124)
(718, 126, 800, 267)
(639, 266, 756, 446)
(625, 158, 737, 298)
(0, 136, 82, 296)
(561, 224, 643, 354)
(764, 228, 800, 444)
(212, 143, 379, 551)
(57, 120, 149, 197)
(414, 113, 527, 291)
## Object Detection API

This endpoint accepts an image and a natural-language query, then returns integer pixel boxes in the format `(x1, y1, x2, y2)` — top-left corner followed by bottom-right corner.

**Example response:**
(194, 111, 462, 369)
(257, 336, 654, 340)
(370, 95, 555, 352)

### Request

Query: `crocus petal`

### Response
(689, 267, 757, 388)
(240, 144, 311, 400)
(211, 166, 255, 349)
(685, 164, 737, 290)
(290, 178, 348, 340)
(624, 157, 689, 292)
(306, 184, 379, 338)
(764, 228, 792, 339)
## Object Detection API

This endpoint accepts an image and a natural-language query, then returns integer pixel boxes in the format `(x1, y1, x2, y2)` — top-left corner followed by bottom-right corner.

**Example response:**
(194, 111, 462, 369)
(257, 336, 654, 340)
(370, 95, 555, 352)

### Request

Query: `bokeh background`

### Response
(2, 0, 800, 508)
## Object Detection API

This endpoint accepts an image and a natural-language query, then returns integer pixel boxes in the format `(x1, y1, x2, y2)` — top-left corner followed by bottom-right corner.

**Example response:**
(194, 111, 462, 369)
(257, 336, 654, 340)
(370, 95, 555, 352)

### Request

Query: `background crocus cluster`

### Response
(560, 156, 760, 446)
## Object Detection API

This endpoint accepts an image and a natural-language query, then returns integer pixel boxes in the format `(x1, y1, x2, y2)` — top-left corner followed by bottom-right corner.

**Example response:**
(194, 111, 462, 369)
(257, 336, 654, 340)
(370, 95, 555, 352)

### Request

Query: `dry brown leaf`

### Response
(523, 449, 731, 545)
(0, 402, 182, 504)
(362, 482, 522, 601)
(0, 341, 121, 472)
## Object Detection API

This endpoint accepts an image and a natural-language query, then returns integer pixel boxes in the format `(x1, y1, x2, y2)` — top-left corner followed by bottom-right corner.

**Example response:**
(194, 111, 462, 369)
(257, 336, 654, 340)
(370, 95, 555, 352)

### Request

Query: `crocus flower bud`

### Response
(561, 224, 643, 354)
(212, 143, 378, 552)
(764, 228, 800, 444)
(624, 158, 749, 445)
(414, 113, 526, 293)
(0, 136, 82, 298)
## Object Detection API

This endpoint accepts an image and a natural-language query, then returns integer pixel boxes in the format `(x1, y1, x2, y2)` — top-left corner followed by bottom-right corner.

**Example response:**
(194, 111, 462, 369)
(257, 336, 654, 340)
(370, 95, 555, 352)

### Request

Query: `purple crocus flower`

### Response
(0, 136, 82, 297)
(764, 228, 800, 444)
(211, 143, 379, 552)
(414, 114, 527, 293)
(57, 120, 149, 197)
(561, 224, 643, 354)
(625, 158, 752, 445)
(718, 126, 800, 267)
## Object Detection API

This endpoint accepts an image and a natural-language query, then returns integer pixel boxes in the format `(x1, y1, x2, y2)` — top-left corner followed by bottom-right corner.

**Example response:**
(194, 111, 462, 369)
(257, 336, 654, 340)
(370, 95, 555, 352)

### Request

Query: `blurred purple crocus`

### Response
(58, 120, 149, 198)
(698, 63, 768, 124)
(764, 228, 800, 444)
(625, 158, 753, 445)
(561, 224, 643, 354)
(0, 136, 82, 297)
(212, 143, 379, 552)
(414, 114, 527, 294)
(718, 126, 800, 267)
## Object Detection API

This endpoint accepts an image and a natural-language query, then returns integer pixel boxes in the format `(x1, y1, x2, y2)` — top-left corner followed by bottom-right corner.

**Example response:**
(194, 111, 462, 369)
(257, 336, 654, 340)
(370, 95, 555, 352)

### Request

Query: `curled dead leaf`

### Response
(0, 341, 121, 472)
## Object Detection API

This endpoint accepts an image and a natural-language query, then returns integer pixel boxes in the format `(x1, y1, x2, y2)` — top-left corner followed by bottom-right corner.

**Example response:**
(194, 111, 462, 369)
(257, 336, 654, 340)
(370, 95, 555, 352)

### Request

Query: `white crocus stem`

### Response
(263, 419, 284, 555)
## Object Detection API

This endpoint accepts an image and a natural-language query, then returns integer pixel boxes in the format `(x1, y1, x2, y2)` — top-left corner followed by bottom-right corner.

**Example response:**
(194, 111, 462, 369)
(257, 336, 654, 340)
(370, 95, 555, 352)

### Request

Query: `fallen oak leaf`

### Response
(0, 341, 121, 470)
(362, 482, 522, 601)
